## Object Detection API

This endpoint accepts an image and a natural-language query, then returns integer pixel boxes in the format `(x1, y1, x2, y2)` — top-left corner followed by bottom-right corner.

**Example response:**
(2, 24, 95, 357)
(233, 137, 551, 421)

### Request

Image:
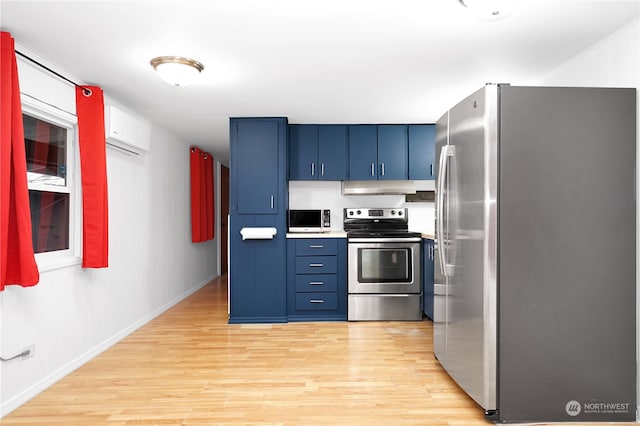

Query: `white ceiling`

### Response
(1, 0, 638, 165)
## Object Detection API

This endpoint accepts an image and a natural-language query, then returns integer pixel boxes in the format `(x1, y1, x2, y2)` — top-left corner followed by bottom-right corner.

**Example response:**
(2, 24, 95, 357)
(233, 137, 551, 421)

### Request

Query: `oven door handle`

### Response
(348, 237, 421, 243)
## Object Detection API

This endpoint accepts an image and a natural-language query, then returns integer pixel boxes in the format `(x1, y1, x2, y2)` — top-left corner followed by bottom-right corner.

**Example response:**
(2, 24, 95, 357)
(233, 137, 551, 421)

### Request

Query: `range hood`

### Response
(341, 180, 416, 195)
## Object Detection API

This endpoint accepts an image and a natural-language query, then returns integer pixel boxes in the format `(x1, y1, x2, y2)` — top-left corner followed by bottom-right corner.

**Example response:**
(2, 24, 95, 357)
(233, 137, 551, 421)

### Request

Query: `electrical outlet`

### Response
(22, 344, 35, 359)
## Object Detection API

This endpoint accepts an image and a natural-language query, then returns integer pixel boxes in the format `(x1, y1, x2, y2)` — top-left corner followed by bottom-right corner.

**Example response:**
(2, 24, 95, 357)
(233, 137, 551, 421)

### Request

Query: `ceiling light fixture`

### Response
(458, 0, 520, 20)
(150, 56, 204, 87)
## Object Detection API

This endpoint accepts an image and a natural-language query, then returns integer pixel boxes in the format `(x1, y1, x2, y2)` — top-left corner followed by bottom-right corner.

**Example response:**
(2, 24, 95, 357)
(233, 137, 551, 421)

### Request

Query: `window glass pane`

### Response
(28, 190, 70, 253)
(23, 115, 67, 187)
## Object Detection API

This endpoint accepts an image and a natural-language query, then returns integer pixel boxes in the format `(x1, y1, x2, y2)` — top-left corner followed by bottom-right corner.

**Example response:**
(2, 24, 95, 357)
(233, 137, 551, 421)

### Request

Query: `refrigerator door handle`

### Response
(436, 145, 455, 277)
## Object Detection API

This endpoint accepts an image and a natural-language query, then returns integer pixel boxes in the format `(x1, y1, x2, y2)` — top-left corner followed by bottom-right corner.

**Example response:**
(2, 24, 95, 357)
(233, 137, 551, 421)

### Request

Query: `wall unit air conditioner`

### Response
(104, 105, 151, 155)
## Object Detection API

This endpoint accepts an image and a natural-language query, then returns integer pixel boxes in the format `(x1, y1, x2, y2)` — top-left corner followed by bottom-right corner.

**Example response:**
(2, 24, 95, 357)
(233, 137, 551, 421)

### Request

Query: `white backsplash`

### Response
(288, 180, 435, 234)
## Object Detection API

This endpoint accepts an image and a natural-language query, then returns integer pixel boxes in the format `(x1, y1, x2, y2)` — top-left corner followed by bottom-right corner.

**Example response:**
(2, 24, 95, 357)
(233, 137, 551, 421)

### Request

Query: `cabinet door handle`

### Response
(381, 163, 385, 176)
(321, 163, 325, 176)
(309, 281, 324, 285)
(270, 195, 274, 209)
(371, 163, 375, 176)
(309, 263, 324, 267)
(310, 299, 325, 304)
(309, 245, 324, 248)
(430, 164, 433, 176)
(311, 163, 315, 176)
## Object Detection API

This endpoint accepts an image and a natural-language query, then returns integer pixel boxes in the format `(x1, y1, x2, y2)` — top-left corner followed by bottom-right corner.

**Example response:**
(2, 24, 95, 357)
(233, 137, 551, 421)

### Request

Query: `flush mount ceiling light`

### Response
(458, 0, 520, 20)
(150, 56, 204, 87)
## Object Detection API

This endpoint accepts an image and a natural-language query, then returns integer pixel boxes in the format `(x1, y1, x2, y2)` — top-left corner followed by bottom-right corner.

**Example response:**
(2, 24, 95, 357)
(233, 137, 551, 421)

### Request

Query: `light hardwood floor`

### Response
(2, 275, 597, 426)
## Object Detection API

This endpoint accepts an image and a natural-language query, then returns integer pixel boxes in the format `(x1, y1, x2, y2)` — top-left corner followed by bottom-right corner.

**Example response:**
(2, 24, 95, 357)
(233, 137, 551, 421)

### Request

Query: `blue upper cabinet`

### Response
(290, 122, 428, 182)
(289, 125, 318, 180)
(232, 119, 285, 214)
(348, 125, 378, 180)
(349, 125, 408, 180)
(289, 125, 347, 180)
(409, 124, 436, 180)
(377, 124, 408, 180)
(317, 125, 347, 180)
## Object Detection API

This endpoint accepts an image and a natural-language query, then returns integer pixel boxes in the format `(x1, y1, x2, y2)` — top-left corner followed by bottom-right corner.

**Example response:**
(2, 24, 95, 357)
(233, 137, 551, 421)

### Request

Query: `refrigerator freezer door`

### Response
(436, 84, 498, 411)
(433, 111, 449, 365)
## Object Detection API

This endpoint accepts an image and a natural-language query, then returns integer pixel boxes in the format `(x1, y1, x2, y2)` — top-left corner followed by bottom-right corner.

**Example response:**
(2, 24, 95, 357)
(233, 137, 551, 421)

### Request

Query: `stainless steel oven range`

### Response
(345, 208, 422, 321)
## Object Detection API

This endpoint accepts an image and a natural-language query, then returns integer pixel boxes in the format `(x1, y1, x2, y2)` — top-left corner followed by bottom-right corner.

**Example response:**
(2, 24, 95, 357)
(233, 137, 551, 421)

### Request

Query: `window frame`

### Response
(21, 93, 81, 271)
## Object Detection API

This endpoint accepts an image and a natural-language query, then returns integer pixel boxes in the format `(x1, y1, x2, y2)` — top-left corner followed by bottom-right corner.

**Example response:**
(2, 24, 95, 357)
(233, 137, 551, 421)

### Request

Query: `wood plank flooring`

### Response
(1, 275, 595, 425)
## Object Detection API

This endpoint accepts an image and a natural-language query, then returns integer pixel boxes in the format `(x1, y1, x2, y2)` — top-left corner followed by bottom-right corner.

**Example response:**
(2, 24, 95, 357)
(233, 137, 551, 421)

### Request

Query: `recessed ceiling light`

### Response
(150, 56, 204, 87)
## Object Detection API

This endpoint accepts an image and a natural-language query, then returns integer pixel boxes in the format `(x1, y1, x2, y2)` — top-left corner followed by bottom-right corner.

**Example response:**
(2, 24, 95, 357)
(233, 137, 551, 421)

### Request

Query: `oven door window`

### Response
(358, 247, 412, 283)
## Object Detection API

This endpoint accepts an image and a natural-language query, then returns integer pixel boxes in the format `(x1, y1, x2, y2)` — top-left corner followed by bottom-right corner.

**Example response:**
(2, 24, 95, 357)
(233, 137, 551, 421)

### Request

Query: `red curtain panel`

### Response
(0, 31, 40, 290)
(204, 152, 214, 240)
(190, 146, 203, 242)
(199, 150, 207, 241)
(76, 85, 109, 268)
(190, 146, 215, 243)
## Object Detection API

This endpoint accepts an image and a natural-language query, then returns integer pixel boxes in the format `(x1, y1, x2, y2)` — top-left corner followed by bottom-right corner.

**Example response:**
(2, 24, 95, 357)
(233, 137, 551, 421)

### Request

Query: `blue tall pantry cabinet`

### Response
(229, 118, 288, 323)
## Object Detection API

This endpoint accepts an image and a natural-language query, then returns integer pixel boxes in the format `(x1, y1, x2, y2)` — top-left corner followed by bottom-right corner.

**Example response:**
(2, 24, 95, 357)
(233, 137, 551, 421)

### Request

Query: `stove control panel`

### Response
(344, 208, 407, 220)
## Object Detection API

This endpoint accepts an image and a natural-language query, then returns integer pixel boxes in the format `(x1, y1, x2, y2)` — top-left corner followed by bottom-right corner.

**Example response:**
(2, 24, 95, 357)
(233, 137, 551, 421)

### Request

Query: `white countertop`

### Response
(287, 231, 433, 239)
(286, 231, 348, 239)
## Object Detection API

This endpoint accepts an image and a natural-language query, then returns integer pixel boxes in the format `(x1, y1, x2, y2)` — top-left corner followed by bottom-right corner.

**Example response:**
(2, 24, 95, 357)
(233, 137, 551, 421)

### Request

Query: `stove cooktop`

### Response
(346, 230, 422, 239)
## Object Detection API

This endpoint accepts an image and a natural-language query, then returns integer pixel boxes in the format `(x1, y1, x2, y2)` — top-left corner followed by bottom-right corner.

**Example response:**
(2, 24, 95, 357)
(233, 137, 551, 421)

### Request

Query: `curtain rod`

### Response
(15, 50, 92, 96)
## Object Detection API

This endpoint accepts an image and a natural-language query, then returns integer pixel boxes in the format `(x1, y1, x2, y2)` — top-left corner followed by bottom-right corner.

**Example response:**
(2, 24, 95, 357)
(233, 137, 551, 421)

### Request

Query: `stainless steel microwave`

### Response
(288, 209, 331, 233)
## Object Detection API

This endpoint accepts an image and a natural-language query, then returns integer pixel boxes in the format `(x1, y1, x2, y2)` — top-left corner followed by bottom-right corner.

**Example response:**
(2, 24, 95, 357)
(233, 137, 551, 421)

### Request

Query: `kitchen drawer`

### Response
(295, 256, 337, 274)
(295, 238, 338, 256)
(295, 292, 338, 310)
(295, 274, 338, 292)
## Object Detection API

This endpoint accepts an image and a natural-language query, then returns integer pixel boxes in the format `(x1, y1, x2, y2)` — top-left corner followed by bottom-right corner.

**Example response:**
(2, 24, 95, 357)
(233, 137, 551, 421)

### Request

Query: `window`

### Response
(22, 95, 79, 266)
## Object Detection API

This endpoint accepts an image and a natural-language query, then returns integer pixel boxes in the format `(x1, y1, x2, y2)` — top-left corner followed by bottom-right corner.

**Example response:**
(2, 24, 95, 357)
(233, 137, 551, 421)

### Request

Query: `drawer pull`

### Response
(309, 245, 324, 248)
(310, 299, 325, 304)
(309, 282, 324, 285)
(309, 263, 324, 267)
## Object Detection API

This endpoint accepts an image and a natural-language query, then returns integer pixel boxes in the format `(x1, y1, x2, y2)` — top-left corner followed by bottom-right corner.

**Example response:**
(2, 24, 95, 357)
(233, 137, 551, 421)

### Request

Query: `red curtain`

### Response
(76, 85, 108, 268)
(0, 31, 39, 290)
(204, 152, 214, 240)
(190, 146, 214, 242)
(190, 147, 203, 242)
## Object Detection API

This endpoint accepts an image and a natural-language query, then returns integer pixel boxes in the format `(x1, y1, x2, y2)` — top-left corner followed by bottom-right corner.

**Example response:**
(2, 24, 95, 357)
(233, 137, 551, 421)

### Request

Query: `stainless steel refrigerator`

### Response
(434, 84, 636, 423)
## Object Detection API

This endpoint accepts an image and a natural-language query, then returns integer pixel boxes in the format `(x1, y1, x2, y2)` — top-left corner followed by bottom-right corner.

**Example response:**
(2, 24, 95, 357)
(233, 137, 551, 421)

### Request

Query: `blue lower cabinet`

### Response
(228, 216, 287, 323)
(287, 238, 347, 321)
(295, 274, 338, 292)
(295, 293, 339, 311)
(422, 238, 434, 320)
(295, 256, 337, 274)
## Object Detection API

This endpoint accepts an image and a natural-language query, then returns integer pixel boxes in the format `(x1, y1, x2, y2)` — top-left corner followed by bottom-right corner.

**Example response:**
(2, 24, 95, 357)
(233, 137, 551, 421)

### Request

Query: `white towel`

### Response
(240, 227, 277, 240)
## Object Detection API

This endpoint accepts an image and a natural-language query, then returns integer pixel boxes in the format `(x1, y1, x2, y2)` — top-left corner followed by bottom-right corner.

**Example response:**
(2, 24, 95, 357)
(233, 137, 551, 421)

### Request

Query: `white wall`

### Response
(0, 50, 218, 417)
(288, 180, 435, 235)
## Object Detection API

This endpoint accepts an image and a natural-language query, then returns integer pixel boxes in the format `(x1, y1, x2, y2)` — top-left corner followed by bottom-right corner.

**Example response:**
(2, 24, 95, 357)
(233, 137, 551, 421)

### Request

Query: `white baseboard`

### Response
(0, 274, 215, 418)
